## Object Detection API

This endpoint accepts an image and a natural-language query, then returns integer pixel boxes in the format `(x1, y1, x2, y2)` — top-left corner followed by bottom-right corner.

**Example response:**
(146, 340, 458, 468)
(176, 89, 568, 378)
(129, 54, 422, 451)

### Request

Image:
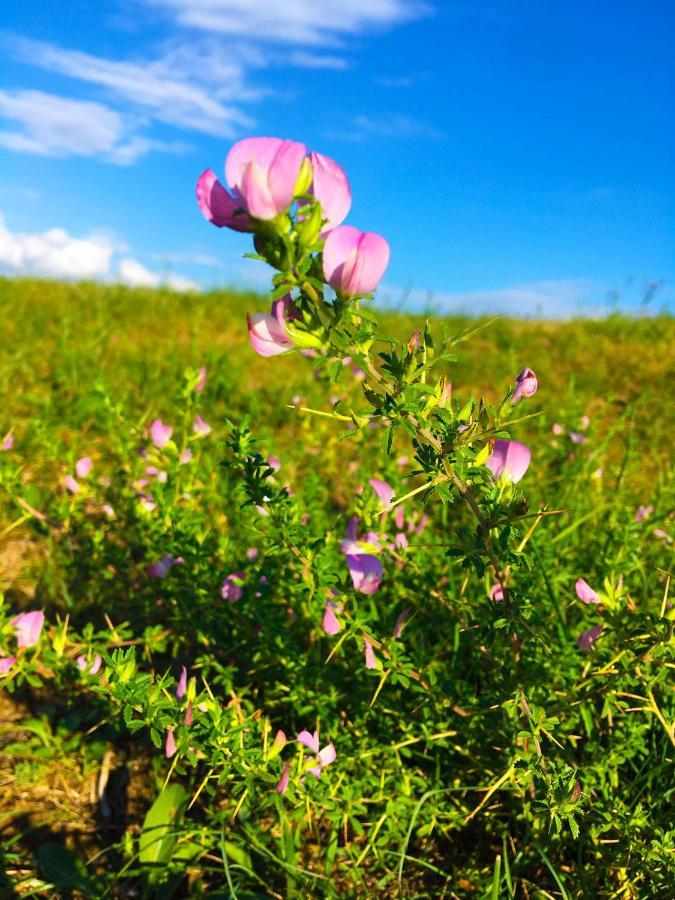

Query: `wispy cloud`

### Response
(142, 0, 433, 45)
(0, 212, 197, 290)
(331, 113, 443, 141)
(0, 89, 189, 163)
(7, 36, 256, 137)
(289, 51, 349, 70)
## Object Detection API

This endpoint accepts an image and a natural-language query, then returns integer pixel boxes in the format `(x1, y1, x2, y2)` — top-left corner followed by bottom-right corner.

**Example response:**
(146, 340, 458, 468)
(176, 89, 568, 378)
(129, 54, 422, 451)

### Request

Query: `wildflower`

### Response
(569, 432, 586, 444)
(552, 423, 565, 435)
(65, 475, 79, 494)
(364, 637, 378, 670)
(2, 432, 14, 451)
(512, 368, 538, 403)
(580, 415, 590, 429)
(76, 654, 102, 675)
(575, 578, 600, 605)
(179, 448, 192, 464)
(297, 730, 337, 779)
(150, 419, 173, 448)
(184, 704, 193, 726)
(322, 602, 341, 635)
(0, 657, 16, 675)
(308, 151, 351, 232)
(490, 583, 505, 602)
(145, 466, 168, 482)
(635, 505, 653, 523)
(248, 296, 296, 357)
(12, 611, 44, 648)
(343, 551, 383, 595)
(247, 547, 259, 560)
(193, 415, 211, 436)
(322, 225, 390, 296)
(75, 457, 93, 478)
(165, 728, 177, 758)
(195, 366, 207, 392)
(176, 665, 188, 699)
(276, 762, 291, 794)
(221, 572, 245, 602)
(148, 555, 182, 579)
(369, 478, 395, 507)
(578, 624, 602, 652)
(485, 440, 531, 483)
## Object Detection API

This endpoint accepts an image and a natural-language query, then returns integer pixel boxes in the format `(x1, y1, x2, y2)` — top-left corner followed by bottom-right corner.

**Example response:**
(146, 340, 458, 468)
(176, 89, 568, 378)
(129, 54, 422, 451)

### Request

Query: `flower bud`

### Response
(322, 225, 390, 297)
(512, 368, 538, 403)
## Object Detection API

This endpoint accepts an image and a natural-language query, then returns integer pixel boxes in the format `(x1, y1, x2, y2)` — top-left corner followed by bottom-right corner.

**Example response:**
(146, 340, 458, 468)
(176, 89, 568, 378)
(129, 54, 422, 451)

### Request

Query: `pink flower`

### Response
(65, 475, 79, 494)
(364, 637, 378, 670)
(267, 455, 281, 472)
(0, 657, 16, 675)
(369, 478, 395, 507)
(148, 555, 181, 579)
(569, 432, 586, 445)
(75, 457, 93, 478)
(485, 440, 531, 483)
(512, 368, 538, 403)
(323, 225, 390, 297)
(552, 423, 565, 436)
(297, 730, 336, 779)
(490, 583, 505, 602)
(196, 168, 252, 231)
(176, 665, 188, 699)
(322, 602, 341, 636)
(344, 552, 383, 595)
(1, 432, 14, 451)
(180, 448, 192, 464)
(221, 572, 245, 602)
(635, 505, 653, 523)
(76, 654, 102, 675)
(165, 728, 177, 758)
(248, 296, 296, 357)
(150, 419, 173, 448)
(308, 151, 351, 232)
(276, 762, 291, 794)
(193, 415, 211, 436)
(575, 578, 600, 605)
(11, 610, 44, 648)
(247, 547, 259, 560)
(195, 366, 207, 393)
(184, 703, 193, 726)
(145, 466, 167, 483)
(578, 624, 602, 652)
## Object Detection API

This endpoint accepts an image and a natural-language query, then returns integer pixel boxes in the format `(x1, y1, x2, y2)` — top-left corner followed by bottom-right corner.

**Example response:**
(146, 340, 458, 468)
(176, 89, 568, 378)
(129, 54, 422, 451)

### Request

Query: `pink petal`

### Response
(318, 742, 336, 767)
(575, 578, 600, 605)
(345, 231, 390, 296)
(180, 448, 192, 464)
(176, 665, 188, 699)
(193, 415, 211, 436)
(11, 610, 44, 648)
(369, 478, 395, 507)
(65, 475, 80, 494)
(247, 312, 294, 357)
(322, 225, 360, 288)
(322, 604, 341, 635)
(345, 553, 383, 595)
(276, 761, 291, 794)
(578, 624, 603, 652)
(226, 137, 284, 193)
(0, 656, 16, 675)
(75, 457, 93, 479)
(165, 728, 177, 758)
(485, 440, 531, 483)
(512, 368, 538, 403)
(195, 366, 207, 392)
(89, 654, 102, 675)
(309, 151, 351, 231)
(240, 160, 279, 220)
(1, 433, 14, 451)
(296, 730, 320, 754)
(267, 139, 307, 213)
(490, 583, 505, 602)
(196, 168, 250, 231)
(364, 637, 378, 669)
(150, 419, 173, 448)
(221, 572, 245, 603)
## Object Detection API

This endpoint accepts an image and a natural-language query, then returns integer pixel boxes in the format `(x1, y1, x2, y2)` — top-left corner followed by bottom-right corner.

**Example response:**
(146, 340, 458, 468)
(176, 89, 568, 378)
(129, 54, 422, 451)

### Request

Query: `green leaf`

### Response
(139, 783, 188, 869)
(37, 843, 96, 894)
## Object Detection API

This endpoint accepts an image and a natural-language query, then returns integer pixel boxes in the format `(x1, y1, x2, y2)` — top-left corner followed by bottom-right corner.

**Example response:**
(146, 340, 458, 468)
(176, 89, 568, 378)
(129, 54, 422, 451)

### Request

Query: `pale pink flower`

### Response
(575, 578, 600, 605)
(76, 654, 102, 675)
(0, 657, 16, 675)
(486, 440, 531, 484)
(12, 610, 44, 648)
(578, 624, 602, 652)
(176, 665, 188, 699)
(150, 419, 173, 448)
(297, 730, 336, 779)
(512, 368, 538, 403)
(65, 475, 79, 494)
(75, 457, 93, 478)
(635, 505, 653, 523)
(276, 762, 291, 794)
(179, 448, 192, 464)
(148, 555, 182, 579)
(322, 602, 341, 636)
(569, 431, 586, 445)
(323, 225, 390, 296)
(221, 572, 245, 602)
(490, 583, 505, 602)
(267, 455, 281, 472)
(308, 151, 351, 232)
(369, 478, 395, 507)
(165, 728, 177, 758)
(364, 637, 378, 670)
(248, 296, 296, 357)
(552, 423, 564, 435)
(2, 432, 14, 451)
(195, 366, 207, 393)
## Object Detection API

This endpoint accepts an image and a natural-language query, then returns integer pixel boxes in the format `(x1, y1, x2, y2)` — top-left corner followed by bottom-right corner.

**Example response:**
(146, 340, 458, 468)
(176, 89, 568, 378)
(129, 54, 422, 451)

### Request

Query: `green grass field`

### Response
(0, 277, 673, 897)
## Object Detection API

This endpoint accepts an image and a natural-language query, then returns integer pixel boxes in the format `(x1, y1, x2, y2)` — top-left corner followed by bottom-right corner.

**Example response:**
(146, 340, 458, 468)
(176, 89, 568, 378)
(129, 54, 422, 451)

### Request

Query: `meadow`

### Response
(0, 276, 673, 898)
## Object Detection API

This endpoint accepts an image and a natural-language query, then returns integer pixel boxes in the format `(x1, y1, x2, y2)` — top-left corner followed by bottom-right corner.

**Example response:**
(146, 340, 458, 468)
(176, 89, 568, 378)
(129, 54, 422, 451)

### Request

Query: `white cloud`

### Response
(143, 0, 433, 45)
(0, 213, 198, 289)
(0, 89, 188, 163)
(118, 257, 198, 291)
(329, 113, 443, 141)
(0, 213, 114, 279)
(289, 51, 349, 70)
(8, 36, 255, 138)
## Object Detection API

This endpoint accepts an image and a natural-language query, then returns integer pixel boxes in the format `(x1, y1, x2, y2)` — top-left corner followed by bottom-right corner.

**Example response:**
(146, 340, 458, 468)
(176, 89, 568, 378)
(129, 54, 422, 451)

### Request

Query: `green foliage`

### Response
(0, 277, 673, 897)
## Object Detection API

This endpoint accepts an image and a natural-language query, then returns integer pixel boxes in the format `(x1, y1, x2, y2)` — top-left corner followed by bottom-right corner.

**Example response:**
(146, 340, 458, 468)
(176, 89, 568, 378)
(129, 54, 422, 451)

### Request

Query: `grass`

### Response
(0, 277, 673, 897)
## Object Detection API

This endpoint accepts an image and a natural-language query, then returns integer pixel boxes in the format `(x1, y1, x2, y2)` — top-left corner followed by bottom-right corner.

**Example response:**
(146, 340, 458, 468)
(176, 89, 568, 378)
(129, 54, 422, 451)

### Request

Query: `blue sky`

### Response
(1, 0, 673, 315)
